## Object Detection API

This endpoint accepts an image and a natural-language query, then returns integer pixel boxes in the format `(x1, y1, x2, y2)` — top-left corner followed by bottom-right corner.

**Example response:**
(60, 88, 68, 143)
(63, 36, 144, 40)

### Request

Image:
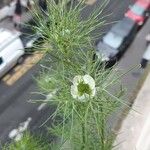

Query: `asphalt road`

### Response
(110, 18, 150, 130)
(0, 0, 141, 145)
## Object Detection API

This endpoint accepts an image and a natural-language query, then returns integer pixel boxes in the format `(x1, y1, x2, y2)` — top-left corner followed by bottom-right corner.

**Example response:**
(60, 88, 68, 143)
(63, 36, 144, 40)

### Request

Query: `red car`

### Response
(125, 0, 150, 25)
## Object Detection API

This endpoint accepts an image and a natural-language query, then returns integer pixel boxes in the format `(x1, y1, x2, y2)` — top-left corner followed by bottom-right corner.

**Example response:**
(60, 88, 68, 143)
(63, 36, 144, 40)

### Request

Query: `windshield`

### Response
(131, 4, 145, 15)
(103, 32, 123, 49)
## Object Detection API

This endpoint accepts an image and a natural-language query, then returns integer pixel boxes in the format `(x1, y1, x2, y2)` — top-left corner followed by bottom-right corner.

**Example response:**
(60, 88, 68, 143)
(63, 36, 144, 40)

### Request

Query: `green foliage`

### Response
(26, 0, 127, 149)
(2, 132, 50, 150)
(34, 49, 125, 150)
(33, 0, 107, 55)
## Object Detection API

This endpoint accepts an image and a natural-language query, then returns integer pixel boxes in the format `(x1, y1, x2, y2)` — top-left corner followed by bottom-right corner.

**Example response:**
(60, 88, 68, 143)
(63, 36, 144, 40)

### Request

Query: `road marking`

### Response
(37, 103, 47, 111)
(78, 0, 97, 5)
(37, 91, 56, 111)
(14, 65, 22, 72)
(2, 52, 44, 86)
(2, 74, 11, 82)
(8, 117, 32, 141)
(85, 0, 97, 5)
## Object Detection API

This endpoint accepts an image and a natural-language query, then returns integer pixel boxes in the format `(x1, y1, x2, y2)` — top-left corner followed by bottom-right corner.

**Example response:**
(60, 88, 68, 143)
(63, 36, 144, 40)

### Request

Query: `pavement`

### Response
(115, 67, 150, 150)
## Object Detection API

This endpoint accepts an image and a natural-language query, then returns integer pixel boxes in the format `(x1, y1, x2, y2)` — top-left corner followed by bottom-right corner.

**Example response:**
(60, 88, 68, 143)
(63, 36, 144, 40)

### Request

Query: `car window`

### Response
(103, 32, 123, 49)
(0, 57, 3, 65)
(131, 4, 145, 15)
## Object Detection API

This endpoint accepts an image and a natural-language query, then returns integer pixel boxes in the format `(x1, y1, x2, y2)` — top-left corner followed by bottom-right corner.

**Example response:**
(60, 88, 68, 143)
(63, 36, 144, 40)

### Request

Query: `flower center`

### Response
(77, 81, 91, 96)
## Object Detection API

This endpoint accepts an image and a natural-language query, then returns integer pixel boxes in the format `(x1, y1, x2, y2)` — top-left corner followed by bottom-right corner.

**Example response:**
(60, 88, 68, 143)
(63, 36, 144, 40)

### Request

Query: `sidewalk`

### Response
(0, 10, 33, 30)
(115, 68, 150, 150)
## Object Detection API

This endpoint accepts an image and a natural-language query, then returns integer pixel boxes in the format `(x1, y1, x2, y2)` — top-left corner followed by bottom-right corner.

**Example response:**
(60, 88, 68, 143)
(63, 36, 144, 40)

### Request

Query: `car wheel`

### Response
(138, 21, 143, 26)
(140, 59, 148, 69)
(17, 56, 24, 64)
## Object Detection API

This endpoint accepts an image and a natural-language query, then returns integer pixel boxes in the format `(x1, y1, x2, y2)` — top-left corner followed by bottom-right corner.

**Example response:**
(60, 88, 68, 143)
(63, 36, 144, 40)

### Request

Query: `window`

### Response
(0, 57, 3, 65)
(131, 4, 145, 16)
(103, 32, 123, 49)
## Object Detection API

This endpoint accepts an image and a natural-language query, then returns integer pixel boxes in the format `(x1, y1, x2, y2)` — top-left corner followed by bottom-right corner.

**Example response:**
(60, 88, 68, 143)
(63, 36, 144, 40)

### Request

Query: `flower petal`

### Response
(72, 75, 82, 85)
(83, 75, 95, 89)
(71, 85, 78, 99)
(78, 94, 88, 102)
(91, 87, 96, 97)
(71, 75, 96, 101)
(78, 94, 86, 100)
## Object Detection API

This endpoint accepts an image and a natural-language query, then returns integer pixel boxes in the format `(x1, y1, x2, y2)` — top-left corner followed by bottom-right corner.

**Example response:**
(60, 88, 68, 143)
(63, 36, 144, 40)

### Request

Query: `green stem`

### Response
(100, 106, 105, 150)
(81, 122, 85, 150)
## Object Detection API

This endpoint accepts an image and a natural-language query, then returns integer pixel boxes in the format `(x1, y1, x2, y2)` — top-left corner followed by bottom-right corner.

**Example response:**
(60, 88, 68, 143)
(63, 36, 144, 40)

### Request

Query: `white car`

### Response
(0, 28, 25, 78)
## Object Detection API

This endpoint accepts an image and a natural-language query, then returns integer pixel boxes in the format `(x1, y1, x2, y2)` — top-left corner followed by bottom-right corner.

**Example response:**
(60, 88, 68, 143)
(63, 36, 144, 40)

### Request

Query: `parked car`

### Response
(125, 0, 150, 26)
(0, 0, 34, 21)
(19, 20, 43, 50)
(96, 17, 138, 65)
(0, 28, 24, 78)
(0, 1, 15, 21)
(141, 43, 150, 68)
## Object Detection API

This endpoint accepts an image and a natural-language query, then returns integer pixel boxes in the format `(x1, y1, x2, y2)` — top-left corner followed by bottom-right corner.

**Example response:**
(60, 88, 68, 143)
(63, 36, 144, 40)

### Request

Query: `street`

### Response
(1, 0, 149, 145)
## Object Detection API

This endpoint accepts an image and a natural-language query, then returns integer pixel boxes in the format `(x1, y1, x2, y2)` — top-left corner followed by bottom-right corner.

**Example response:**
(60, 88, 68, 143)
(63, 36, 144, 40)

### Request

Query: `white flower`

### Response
(71, 75, 96, 102)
